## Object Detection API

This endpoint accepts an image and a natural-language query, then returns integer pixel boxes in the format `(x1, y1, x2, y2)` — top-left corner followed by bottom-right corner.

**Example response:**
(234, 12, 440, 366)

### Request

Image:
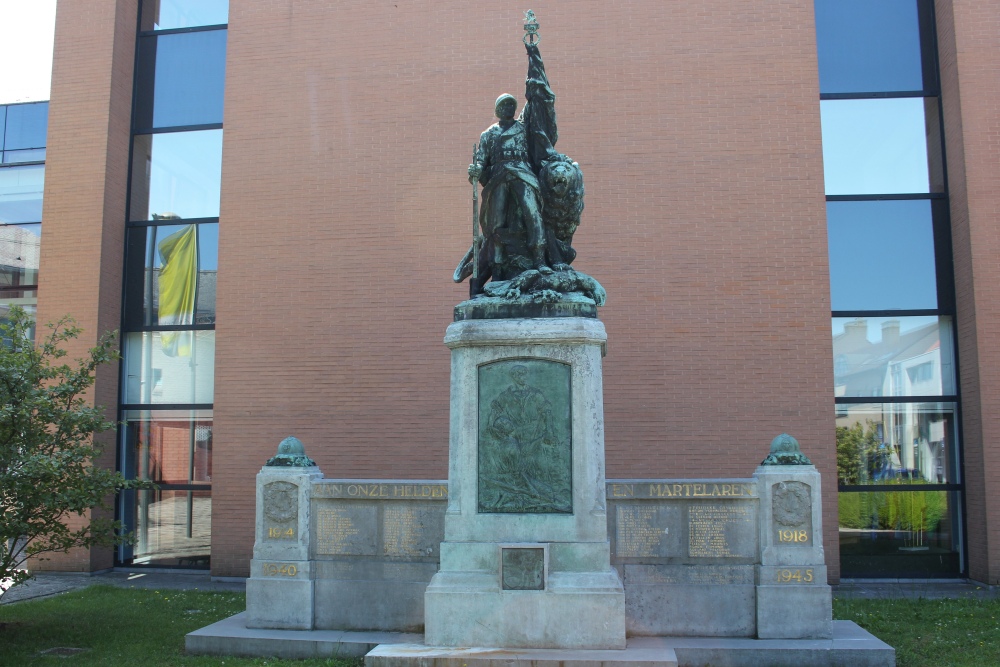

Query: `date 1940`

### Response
(776, 568, 814, 583)
(261, 563, 298, 577)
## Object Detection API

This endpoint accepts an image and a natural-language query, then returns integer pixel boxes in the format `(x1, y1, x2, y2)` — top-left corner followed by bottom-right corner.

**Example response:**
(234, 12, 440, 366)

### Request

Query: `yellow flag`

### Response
(157, 225, 197, 357)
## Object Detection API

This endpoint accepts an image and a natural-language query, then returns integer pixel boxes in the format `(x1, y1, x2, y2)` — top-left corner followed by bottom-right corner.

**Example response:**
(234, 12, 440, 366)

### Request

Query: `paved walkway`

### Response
(0, 570, 244, 605)
(1, 571, 997, 605)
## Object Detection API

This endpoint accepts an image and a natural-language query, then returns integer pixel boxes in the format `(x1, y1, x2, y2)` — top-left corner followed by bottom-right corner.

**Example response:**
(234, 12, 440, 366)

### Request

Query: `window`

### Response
(129, 130, 223, 221)
(833, 317, 955, 397)
(820, 98, 943, 195)
(123, 330, 216, 404)
(816, 0, 963, 577)
(123, 223, 218, 329)
(140, 0, 228, 31)
(119, 409, 212, 567)
(827, 200, 939, 311)
(0, 165, 44, 223)
(815, 0, 931, 94)
(134, 30, 227, 130)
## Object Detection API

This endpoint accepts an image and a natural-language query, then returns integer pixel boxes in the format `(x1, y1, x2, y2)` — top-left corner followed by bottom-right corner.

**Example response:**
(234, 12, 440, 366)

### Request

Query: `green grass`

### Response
(834, 596, 1000, 667)
(2, 586, 999, 667)
(0, 586, 363, 667)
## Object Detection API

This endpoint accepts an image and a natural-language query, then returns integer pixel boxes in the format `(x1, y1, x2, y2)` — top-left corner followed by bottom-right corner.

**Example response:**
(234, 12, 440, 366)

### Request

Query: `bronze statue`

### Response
(454, 12, 603, 307)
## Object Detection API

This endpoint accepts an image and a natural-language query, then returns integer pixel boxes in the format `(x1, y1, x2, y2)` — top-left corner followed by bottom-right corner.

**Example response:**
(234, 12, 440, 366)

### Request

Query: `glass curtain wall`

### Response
(0, 102, 48, 340)
(118, 0, 228, 568)
(815, 0, 963, 577)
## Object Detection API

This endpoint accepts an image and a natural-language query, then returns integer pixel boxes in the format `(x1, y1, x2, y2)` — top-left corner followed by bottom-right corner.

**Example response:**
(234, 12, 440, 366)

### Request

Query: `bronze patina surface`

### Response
(453, 11, 604, 312)
(477, 360, 572, 513)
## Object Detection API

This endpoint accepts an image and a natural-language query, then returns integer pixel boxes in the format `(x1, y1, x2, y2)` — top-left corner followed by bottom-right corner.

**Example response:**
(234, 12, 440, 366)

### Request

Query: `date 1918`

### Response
(777, 529, 809, 543)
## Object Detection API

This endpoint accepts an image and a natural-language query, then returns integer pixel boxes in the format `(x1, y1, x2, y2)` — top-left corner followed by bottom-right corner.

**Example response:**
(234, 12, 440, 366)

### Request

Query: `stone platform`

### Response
(186, 616, 894, 666)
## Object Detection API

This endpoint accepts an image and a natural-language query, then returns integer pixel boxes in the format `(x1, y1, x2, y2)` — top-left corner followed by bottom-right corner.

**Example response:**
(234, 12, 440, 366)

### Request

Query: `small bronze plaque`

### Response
(501, 547, 545, 590)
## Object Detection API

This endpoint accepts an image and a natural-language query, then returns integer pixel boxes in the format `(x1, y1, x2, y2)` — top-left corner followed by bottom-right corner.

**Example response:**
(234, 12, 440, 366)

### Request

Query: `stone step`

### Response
(366, 643, 677, 667)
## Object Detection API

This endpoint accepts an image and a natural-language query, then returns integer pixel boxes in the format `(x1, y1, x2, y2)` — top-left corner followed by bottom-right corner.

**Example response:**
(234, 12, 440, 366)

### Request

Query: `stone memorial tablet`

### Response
(615, 504, 682, 558)
(314, 504, 377, 556)
(383, 505, 442, 559)
(477, 359, 572, 514)
(687, 502, 756, 558)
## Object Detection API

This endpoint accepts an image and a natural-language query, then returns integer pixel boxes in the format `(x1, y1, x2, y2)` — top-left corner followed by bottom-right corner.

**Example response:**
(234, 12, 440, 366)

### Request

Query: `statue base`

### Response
(454, 297, 596, 321)
(424, 317, 624, 649)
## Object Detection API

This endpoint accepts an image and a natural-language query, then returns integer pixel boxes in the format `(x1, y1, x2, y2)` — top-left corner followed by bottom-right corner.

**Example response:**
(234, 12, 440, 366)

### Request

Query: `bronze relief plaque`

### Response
(478, 359, 572, 514)
(501, 547, 546, 590)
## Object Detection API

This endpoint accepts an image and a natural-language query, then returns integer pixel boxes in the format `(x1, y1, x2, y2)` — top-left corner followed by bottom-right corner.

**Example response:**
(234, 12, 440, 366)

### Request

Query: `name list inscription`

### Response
(382, 506, 440, 559)
(615, 505, 680, 558)
(315, 505, 377, 556)
(688, 503, 755, 558)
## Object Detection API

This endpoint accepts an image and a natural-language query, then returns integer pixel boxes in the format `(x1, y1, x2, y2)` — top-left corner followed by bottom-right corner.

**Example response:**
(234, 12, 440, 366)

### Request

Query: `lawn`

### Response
(1, 586, 998, 667)
(0, 586, 362, 667)
(834, 596, 1000, 667)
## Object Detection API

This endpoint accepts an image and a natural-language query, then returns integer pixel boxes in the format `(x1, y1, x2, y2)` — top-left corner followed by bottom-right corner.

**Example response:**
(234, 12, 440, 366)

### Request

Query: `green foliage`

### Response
(0, 307, 139, 595)
(0, 586, 363, 667)
(839, 486, 947, 539)
(836, 419, 881, 484)
(835, 597, 1000, 667)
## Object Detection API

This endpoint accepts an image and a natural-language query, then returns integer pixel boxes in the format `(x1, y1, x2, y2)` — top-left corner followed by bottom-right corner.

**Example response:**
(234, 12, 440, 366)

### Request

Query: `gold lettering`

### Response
(261, 562, 299, 577)
(329, 484, 342, 495)
(431, 485, 444, 497)
(347, 484, 359, 496)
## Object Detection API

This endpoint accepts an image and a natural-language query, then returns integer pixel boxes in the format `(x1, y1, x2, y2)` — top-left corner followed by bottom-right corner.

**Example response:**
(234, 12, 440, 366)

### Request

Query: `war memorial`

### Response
(188, 13, 894, 667)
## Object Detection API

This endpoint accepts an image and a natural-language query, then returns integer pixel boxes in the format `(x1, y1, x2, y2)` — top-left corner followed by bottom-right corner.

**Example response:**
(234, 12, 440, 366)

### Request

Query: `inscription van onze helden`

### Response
(607, 481, 757, 499)
(312, 483, 449, 500)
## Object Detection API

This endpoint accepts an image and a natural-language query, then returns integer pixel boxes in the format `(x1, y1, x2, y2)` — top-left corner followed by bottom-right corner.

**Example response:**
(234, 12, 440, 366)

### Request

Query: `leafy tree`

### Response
(836, 420, 881, 485)
(0, 307, 139, 596)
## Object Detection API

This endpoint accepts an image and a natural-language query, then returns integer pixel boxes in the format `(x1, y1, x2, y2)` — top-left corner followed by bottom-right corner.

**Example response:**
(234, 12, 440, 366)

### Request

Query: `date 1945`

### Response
(776, 568, 814, 583)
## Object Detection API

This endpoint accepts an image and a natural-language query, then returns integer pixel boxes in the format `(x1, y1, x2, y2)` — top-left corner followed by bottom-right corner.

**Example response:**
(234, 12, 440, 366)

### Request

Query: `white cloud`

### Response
(0, 0, 57, 104)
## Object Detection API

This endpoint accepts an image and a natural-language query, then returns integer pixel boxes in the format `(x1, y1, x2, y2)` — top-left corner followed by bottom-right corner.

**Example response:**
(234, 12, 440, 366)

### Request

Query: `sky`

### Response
(0, 0, 57, 104)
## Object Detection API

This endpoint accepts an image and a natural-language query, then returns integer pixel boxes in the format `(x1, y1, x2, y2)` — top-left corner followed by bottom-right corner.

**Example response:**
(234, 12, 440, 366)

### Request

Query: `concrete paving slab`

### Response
(186, 615, 892, 667)
(366, 642, 677, 667)
(185, 612, 423, 659)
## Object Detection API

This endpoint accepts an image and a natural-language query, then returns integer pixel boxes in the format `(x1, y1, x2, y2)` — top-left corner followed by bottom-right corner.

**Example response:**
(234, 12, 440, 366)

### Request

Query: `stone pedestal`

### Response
(753, 463, 833, 639)
(424, 317, 625, 649)
(246, 463, 323, 630)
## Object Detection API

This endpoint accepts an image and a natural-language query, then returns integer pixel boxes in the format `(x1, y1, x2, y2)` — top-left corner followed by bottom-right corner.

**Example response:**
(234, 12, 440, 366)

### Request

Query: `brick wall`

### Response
(211, 1, 836, 578)
(32, 0, 137, 572)
(936, 0, 1000, 585)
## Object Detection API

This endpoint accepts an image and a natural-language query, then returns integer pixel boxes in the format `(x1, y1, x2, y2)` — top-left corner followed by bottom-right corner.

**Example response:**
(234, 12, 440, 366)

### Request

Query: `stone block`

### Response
(246, 573, 315, 630)
(756, 584, 833, 639)
(624, 564, 756, 637)
(312, 561, 438, 632)
(424, 570, 626, 649)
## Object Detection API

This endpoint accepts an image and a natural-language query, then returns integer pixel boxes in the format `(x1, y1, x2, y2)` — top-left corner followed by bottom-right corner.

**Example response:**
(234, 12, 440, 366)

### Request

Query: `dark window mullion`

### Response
(834, 395, 958, 404)
(139, 23, 228, 37)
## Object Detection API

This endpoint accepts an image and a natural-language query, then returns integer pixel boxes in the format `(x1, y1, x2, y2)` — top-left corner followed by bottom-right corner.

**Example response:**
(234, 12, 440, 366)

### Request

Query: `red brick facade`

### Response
(936, 0, 1000, 585)
(34, 0, 1000, 583)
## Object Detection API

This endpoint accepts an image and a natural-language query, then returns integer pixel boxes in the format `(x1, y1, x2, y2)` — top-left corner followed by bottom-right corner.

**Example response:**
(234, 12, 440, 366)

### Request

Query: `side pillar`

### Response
(245, 437, 322, 630)
(424, 317, 625, 649)
(754, 434, 833, 639)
